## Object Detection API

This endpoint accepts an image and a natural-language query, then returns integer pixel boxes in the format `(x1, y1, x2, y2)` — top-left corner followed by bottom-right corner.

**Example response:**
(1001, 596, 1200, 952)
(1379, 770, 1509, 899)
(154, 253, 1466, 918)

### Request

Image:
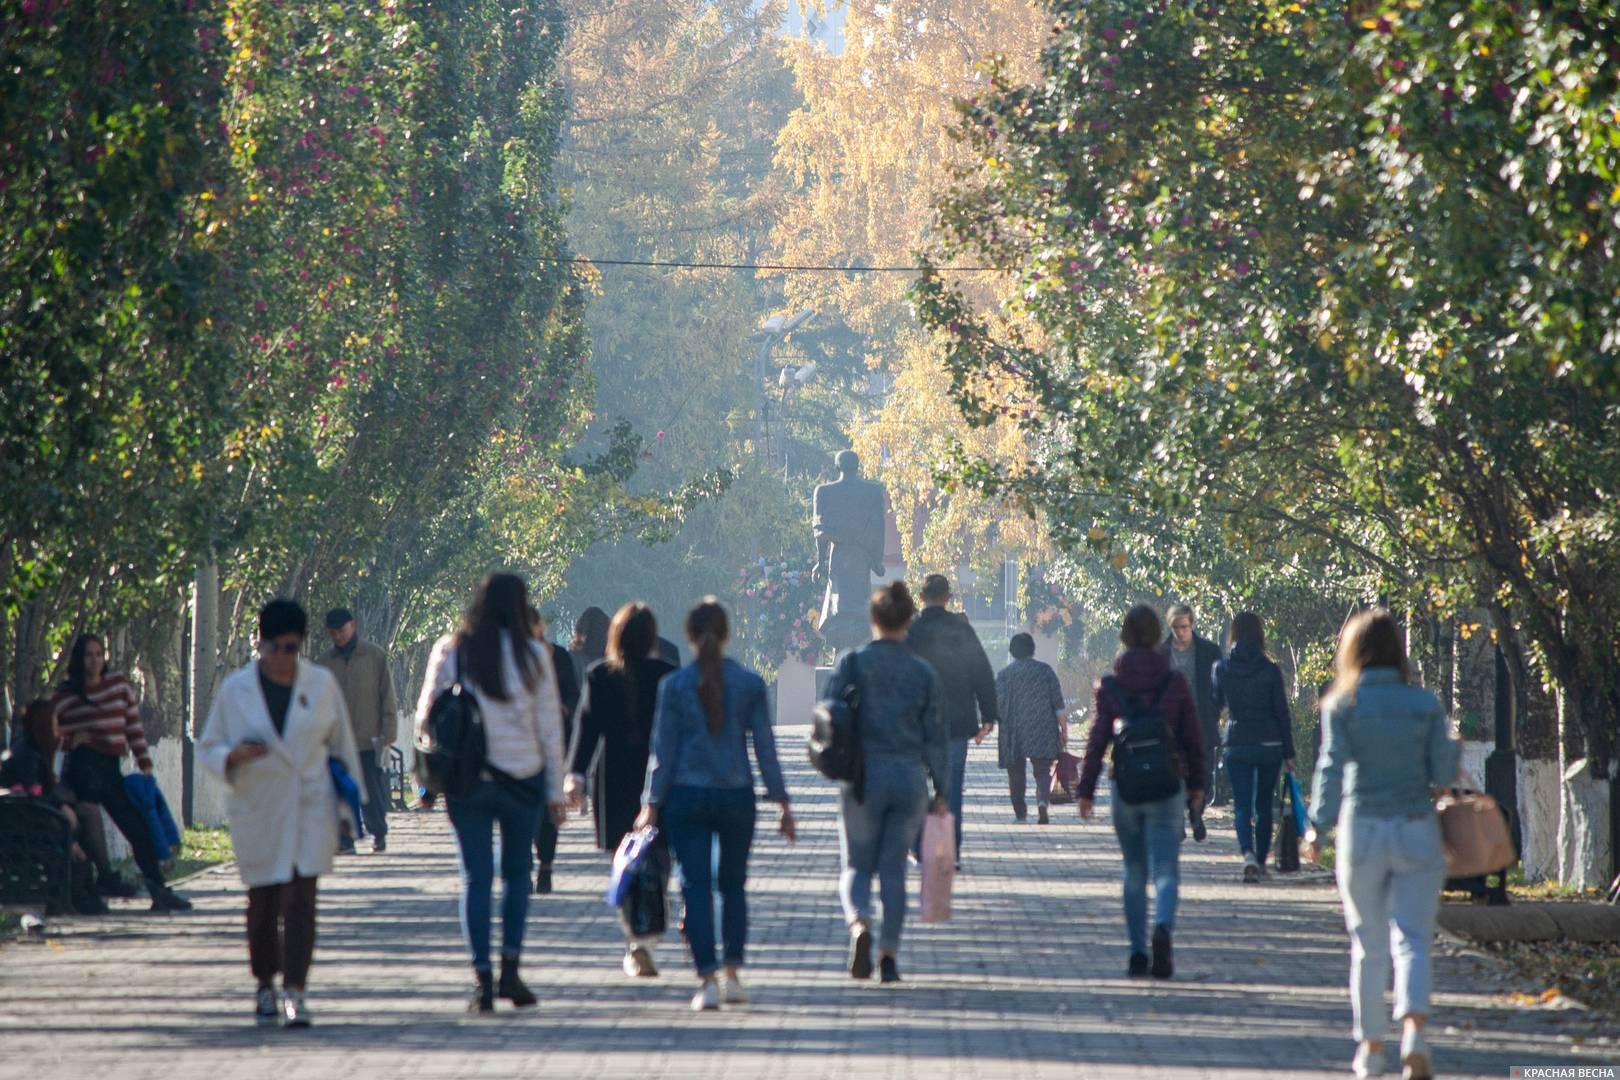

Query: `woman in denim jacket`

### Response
(1305, 609, 1459, 1080)
(821, 580, 949, 985)
(636, 598, 795, 1012)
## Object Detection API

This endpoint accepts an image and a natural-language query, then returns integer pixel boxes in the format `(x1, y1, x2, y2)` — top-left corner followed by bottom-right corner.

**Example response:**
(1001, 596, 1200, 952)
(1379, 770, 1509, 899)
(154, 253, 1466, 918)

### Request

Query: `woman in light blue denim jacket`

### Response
(1305, 610, 1459, 1080)
(636, 598, 795, 1013)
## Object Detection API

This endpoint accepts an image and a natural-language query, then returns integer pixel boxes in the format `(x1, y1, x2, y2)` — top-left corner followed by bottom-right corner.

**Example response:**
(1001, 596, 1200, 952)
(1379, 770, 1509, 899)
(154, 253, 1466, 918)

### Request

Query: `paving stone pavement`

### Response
(2, 728, 1613, 1079)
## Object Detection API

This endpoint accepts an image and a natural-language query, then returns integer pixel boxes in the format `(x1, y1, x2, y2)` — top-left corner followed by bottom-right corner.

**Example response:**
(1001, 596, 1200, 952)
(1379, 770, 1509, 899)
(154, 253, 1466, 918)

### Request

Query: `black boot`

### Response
(148, 880, 192, 912)
(99, 872, 137, 899)
(497, 954, 537, 1007)
(1150, 924, 1173, 979)
(533, 864, 552, 895)
(468, 969, 495, 1014)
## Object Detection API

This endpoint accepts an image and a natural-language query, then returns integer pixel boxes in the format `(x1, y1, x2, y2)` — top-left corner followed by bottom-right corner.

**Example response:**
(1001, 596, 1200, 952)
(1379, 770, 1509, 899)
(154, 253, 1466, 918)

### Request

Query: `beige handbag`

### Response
(1435, 788, 1515, 878)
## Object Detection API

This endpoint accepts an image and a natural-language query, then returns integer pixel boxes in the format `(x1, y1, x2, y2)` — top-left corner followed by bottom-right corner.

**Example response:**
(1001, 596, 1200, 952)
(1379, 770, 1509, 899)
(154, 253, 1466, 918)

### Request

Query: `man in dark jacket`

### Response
(905, 574, 998, 862)
(1161, 604, 1223, 809)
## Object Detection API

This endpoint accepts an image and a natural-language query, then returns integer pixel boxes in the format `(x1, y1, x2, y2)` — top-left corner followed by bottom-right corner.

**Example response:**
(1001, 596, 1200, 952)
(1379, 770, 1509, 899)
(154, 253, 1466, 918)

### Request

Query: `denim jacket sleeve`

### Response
(747, 676, 789, 802)
(821, 650, 855, 703)
(1308, 698, 1347, 831)
(643, 675, 682, 807)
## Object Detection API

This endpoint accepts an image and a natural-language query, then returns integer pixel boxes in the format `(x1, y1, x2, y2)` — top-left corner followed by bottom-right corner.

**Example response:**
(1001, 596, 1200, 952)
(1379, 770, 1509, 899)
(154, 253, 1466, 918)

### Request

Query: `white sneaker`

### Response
(281, 989, 310, 1029)
(721, 974, 748, 1005)
(1399, 1028, 1432, 1080)
(1352, 1043, 1387, 1078)
(690, 980, 720, 1012)
(1242, 853, 1260, 883)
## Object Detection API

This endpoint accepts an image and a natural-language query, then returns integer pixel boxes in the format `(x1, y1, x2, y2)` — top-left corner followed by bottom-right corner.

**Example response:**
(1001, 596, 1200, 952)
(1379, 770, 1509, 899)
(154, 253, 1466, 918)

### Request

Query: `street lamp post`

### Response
(750, 310, 814, 465)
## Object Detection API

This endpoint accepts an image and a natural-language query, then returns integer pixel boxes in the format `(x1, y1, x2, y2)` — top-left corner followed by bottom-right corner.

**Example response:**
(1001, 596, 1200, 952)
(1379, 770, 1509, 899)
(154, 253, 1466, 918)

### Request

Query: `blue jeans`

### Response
(663, 784, 756, 977)
(1111, 786, 1184, 955)
(446, 773, 546, 972)
(1225, 744, 1285, 863)
(1336, 812, 1447, 1042)
(839, 758, 929, 953)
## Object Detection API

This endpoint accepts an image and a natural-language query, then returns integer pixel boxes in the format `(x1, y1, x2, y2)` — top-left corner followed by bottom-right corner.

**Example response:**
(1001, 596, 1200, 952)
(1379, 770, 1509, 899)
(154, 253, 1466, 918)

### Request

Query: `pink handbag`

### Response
(1435, 789, 1514, 878)
(918, 811, 955, 923)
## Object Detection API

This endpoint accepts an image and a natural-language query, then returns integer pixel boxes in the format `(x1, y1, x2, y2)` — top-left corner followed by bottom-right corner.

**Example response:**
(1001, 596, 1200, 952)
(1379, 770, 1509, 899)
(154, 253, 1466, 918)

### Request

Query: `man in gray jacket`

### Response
(905, 574, 998, 863)
(318, 608, 399, 853)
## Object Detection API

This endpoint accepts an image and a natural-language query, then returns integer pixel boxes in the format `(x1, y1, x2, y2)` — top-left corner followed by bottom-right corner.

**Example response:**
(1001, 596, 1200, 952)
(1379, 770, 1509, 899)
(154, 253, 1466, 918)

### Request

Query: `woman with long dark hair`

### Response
(565, 601, 677, 976)
(51, 633, 190, 911)
(635, 597, 795, 1011)
(1211, 611, 1296, 882)
(1305, 610, 1457, 1080)
(415, 573, 568, 1013)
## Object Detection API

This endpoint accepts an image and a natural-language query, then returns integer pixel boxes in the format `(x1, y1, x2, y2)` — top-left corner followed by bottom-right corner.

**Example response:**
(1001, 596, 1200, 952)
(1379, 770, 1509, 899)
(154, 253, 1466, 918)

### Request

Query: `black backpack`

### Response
(414, 646, 487, 799)
(1103, 674, 1182, 805)
(808, 652, 865, 798)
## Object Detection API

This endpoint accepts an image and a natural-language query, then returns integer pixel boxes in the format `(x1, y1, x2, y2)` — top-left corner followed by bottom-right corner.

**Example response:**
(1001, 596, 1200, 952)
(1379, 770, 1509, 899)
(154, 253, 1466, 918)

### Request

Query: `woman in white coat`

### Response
(199, 598, 362, 1029)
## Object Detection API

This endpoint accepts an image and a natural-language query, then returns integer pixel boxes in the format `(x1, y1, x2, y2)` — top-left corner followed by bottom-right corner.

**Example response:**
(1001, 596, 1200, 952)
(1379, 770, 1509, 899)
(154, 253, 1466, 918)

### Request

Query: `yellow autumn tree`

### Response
(772, 0, 1049, 586)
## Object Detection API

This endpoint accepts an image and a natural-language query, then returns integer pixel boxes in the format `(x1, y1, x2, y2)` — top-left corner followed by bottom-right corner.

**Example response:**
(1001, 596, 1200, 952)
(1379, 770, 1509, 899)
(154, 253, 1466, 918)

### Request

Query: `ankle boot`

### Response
(148, 881, 192, 912)
(497, 954, 537, 1007)
(468, 969, 494, 1013)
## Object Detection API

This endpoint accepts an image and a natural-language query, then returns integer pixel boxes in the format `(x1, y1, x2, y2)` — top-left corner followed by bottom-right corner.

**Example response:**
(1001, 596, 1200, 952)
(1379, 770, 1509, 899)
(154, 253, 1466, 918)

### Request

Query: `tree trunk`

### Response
(1555, 681, 1617, 889)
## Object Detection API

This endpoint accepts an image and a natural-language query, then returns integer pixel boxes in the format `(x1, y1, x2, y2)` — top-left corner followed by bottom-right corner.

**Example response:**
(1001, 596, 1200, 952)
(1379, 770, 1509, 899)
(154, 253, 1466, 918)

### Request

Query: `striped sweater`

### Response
(50, 673, 151, 772)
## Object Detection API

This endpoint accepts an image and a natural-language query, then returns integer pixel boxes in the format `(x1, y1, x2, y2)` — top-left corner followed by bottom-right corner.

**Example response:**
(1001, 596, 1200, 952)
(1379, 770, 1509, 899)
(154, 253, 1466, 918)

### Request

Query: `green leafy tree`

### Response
(0, 3, 229, 701)
(915, 1, 1620, 882)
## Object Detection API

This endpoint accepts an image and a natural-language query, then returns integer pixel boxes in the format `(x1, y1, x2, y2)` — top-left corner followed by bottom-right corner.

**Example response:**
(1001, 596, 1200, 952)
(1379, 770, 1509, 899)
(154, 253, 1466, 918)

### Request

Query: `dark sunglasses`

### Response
(259, 640, 302, 656)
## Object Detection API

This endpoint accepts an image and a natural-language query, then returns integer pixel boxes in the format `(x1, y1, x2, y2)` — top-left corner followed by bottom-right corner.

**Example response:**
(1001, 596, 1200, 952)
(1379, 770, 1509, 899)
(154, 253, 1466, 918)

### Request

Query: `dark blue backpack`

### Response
(1103, 675, 1182, 805)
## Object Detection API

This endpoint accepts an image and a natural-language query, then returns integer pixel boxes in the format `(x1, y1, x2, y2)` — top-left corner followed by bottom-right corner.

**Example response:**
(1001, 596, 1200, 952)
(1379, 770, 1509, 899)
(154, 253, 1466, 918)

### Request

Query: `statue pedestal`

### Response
(775, 657, 817, 728)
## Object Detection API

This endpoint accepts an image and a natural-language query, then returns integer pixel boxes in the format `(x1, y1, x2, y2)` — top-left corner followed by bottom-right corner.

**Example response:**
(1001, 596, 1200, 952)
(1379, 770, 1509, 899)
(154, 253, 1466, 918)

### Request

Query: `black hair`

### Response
(259, 598, 308, 641)
(458, 573, 541, 703)
(919, 574, 951, 603)
(607, 602, 658, 672)
(1009, 632, 1036, 659)
(62, 633, 107, 699)
(1229, 611, 1265, 653)
(571, 606, 611, 663)
(1120, 604, 1162, 650)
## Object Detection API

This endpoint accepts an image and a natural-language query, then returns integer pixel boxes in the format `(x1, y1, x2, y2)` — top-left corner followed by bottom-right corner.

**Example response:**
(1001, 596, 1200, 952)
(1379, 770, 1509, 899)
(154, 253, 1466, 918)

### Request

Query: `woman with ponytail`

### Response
(635, 597, 795, 1012)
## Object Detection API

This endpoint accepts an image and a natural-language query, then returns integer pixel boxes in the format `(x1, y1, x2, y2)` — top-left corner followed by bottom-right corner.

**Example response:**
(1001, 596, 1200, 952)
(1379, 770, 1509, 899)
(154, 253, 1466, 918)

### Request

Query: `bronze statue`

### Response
(812, 450, 888, 651)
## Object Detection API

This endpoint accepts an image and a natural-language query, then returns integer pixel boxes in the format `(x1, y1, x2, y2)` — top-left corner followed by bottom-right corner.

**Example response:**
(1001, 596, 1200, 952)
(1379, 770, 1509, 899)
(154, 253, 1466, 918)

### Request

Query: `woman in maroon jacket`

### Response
(1076, 604, 1205, 980)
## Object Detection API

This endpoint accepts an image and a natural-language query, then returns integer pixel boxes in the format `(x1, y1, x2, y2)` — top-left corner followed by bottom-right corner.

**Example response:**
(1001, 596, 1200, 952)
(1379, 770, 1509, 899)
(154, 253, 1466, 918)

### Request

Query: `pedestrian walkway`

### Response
(1, 730, 1611, 1079)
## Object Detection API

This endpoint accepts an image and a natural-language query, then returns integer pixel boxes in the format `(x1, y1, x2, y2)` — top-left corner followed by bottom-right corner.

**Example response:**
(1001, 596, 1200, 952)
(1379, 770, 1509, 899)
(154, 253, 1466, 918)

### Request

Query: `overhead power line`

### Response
(539, 254, 1006, 273)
